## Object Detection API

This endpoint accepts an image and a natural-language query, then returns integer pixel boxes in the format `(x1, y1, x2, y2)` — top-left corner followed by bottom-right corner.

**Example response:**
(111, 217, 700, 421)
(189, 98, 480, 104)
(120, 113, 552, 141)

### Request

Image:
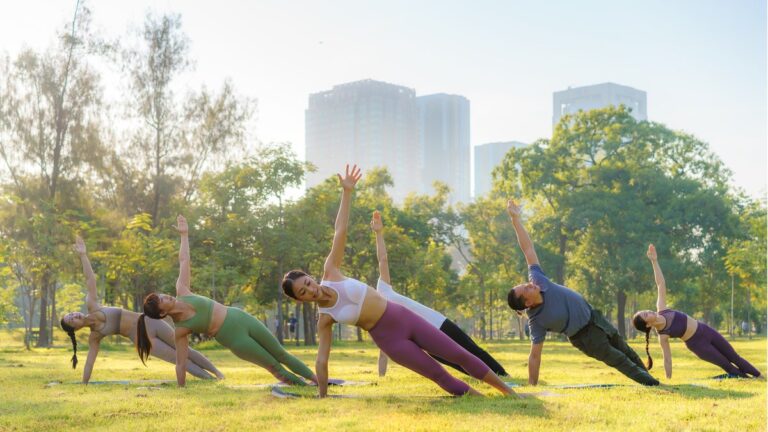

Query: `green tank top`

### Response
(175, 294, 215, 334)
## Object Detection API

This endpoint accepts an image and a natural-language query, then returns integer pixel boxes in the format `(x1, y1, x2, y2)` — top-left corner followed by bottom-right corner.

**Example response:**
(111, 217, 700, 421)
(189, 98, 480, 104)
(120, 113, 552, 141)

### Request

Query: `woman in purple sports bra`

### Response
(632, 244, 761, 379)
(281, 165, 515, 398)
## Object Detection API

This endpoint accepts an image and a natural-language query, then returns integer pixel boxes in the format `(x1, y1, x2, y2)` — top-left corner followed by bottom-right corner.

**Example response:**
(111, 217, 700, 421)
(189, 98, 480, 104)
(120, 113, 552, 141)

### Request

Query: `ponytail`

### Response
(137, 293, 164, 365)
(633, 313, 653, 370)
(136, 314, 152, 366)
(60, 318, 78, 369)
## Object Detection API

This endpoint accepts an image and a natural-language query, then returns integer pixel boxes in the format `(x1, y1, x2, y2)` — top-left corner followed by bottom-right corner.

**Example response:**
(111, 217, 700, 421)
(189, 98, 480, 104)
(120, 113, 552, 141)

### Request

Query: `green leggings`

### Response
(215, 307, 315, 385)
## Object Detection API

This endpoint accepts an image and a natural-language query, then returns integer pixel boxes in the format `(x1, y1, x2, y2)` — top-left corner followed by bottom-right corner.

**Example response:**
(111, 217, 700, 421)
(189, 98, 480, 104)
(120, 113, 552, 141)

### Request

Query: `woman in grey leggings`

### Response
(633, 244, 761, 379)
(59, 236, 223, 383)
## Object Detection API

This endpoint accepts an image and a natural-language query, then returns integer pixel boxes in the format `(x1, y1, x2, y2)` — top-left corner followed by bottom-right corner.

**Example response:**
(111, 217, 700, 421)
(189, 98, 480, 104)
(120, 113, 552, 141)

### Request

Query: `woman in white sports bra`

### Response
(59, 236, 223, 383)
(370, 210, 508, 378)
(281, 165, 515, 398)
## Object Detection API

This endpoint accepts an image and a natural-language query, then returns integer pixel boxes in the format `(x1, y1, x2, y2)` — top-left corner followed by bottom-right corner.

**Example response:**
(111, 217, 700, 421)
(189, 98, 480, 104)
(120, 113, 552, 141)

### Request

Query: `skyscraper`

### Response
(417, 94, 470, 204)
(553, 82, 647, 127)
(305, 79, 420, 202)
(474, 141, 527, 198)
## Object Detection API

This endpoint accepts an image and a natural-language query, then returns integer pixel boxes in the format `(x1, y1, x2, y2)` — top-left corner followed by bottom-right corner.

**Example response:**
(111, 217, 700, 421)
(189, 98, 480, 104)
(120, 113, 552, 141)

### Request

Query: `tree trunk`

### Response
(36, 274, 50, 347)
(616, 290, 626, 338)
(50, 282, 57, 345)
(555, 229, 567, 285)
(151, 126, 162, 226)
(489, 289, 494, 340)
(294, 303, 301, 346)
(302, 302, 312, 345)
(356, 326, 363, 342)
(746, 286, 751, 340)
(479, 276, 486, 340)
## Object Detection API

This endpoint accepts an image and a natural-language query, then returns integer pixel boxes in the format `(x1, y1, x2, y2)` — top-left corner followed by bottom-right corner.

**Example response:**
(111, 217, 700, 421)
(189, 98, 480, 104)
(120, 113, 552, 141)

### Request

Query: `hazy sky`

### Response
(1, 0, 765, 198)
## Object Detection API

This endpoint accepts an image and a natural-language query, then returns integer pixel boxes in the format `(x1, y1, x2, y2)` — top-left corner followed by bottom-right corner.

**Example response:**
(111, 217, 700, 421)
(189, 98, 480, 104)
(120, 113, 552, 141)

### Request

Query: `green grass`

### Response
(0, 330, 764, 431)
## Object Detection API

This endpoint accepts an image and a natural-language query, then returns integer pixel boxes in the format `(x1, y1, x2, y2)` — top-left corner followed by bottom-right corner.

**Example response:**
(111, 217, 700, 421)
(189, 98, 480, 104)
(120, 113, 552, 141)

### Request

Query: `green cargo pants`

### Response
(568, 308, 659, 386)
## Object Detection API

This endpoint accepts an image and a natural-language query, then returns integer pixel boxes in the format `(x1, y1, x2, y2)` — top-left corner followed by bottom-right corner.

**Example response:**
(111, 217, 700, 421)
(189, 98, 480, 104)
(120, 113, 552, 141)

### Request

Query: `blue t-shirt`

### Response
(527, 265, 592, 344)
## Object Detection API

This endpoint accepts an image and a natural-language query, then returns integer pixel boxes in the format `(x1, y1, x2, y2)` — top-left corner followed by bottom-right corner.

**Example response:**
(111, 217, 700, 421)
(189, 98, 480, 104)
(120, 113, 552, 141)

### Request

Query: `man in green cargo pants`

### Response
(504, 199, 659, 386)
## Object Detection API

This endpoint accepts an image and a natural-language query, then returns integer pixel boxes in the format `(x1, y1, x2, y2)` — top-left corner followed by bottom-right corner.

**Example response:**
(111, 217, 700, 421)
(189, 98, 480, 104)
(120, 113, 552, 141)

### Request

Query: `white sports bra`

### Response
(319, 278, 368, 325)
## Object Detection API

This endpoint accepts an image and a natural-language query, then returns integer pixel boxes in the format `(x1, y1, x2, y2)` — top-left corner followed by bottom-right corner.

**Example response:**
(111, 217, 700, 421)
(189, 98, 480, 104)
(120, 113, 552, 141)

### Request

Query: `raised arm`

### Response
(506, 200, 540, 266)
(74, 236, 100, 313)
(370, 211, 390, 284)
(315, 314, 335, 397)
(175, 215, 193, 297)
(647, 244, 667, 311)
(323, 164, 362, 279)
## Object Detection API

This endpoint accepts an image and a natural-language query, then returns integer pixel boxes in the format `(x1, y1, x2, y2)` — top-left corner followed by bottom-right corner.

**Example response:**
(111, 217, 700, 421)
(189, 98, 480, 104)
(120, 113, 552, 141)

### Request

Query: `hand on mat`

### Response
(73, 236, 86, 255)
(647, 244, 657, 261)
(337, 164, 362, 191)
(506, 199, 522, 218)
(174, 215, 188, 234)
(370, 211, 383, 232)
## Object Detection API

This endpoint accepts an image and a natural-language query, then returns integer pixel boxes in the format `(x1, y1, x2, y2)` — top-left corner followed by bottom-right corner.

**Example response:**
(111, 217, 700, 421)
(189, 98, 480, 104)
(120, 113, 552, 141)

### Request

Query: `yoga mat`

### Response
(229, 378, 371, 390)
(270, 386, 358, 399)
(72, 380, 174, 385)
(505, 382, 620, 389)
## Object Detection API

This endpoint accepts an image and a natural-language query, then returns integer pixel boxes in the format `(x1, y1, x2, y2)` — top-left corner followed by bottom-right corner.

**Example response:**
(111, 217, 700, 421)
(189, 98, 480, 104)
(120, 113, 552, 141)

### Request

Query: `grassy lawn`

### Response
(0, 330, 764, 431)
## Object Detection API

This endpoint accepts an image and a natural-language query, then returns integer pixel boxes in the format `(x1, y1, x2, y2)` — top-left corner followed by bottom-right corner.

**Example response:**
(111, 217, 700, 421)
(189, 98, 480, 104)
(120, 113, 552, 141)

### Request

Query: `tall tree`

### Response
(0, 2, 105, 346)
(496, 106, 737, 336)
(123, 13, 254, 224)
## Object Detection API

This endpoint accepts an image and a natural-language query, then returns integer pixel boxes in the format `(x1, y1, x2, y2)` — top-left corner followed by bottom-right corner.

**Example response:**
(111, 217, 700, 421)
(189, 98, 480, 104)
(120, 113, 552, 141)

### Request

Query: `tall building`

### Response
(305, 79, 420, 202)
(474, 141, 527, 198)
(553, 82, 647, 127)
(417, 94, 470, 204)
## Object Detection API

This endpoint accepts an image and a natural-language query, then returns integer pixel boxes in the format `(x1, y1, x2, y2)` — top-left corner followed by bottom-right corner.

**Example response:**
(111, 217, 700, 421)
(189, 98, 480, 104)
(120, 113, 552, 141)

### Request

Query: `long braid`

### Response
(60, 318, 78, 369)
(633, 313, 653, 370)
(644, 329, 653, 370)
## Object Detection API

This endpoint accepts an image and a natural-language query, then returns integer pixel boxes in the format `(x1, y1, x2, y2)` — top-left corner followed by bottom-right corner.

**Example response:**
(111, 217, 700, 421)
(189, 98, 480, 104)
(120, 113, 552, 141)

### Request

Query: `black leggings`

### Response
(430, 319, 508, 377)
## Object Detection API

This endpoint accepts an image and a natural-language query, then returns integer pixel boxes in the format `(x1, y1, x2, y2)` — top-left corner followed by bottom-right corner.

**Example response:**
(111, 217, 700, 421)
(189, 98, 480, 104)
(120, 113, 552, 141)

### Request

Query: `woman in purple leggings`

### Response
(633, 244, 762, 379)
(281, 165, 515, 398)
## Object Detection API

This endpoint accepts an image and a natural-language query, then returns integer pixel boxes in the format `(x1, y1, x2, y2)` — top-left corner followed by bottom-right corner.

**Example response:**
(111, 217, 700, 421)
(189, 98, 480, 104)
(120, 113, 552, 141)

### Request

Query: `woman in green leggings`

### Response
(136, 215, 318, 387)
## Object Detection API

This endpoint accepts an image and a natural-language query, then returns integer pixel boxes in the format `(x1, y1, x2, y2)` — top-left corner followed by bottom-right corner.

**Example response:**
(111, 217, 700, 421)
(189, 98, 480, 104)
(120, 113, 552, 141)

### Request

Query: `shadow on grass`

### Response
(660, 384, 754, 399)
(431, 393, 550, 418)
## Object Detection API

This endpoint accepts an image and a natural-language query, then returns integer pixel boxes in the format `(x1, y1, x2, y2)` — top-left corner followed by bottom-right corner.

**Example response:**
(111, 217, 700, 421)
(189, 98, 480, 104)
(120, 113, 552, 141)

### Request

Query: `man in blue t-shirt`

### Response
(504, 199, 658, 386)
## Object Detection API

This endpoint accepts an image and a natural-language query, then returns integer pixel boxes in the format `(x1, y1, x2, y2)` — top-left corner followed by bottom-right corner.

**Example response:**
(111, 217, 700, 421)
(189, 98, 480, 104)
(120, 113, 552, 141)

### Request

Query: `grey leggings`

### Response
(132, 318, 218, 379)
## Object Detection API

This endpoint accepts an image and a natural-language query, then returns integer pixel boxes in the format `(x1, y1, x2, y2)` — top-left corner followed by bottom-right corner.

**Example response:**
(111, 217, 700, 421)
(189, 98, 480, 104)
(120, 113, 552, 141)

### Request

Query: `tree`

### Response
(496, 106, 737, 336)
(123, 13, 254, 225)
(0, 2, 105, 346)
(725, 198, 767, 335)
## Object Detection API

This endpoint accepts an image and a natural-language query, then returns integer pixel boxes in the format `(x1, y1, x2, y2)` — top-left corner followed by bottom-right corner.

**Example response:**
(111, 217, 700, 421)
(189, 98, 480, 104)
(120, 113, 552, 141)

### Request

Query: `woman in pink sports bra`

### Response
(281, 165, 515, 398)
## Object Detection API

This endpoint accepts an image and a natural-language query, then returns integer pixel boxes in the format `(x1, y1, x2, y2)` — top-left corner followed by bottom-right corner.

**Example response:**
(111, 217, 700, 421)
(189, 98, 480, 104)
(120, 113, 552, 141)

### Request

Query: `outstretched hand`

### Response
(337, 164, 362, 191)
(370, 210, 383, 232)
(73, 236, 86, 255)
(647, 244, 657, 261)
(507, 199, 522, 218)
(175, 215, 188, 235)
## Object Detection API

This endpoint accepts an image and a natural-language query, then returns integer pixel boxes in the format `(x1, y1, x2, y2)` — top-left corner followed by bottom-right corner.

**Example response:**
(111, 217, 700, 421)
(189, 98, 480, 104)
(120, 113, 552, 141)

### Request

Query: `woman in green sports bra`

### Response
(60, 236, 223, 383)
(136, 215, 318, 387)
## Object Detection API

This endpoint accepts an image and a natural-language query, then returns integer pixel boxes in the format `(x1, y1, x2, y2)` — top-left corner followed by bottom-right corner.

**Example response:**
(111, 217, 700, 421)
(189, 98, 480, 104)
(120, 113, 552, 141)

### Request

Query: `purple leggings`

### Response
(685, 322, 761, 377)
(369, 302, 490, 395)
